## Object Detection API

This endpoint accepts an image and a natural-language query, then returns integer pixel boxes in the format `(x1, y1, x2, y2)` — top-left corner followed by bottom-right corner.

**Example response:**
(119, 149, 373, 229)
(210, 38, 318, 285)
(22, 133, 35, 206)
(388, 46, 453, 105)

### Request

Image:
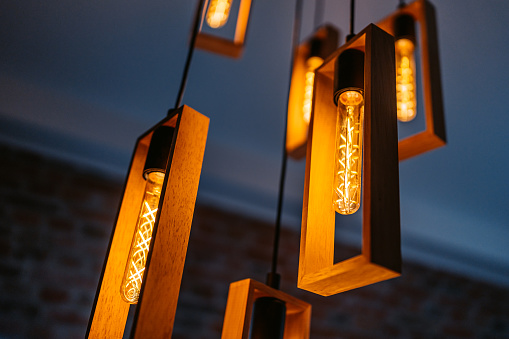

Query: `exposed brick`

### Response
(1, 143, 509, 339)
(50, 310, 88, 325)
(40, 286, 70, 303)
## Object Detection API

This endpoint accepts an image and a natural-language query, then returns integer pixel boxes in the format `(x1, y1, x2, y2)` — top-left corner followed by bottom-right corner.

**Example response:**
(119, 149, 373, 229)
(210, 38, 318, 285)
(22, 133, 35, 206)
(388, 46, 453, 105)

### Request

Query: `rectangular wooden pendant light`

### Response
(377, 0, 446, 161)
(298, 24, 401, 296)
(286, 25, 339, 159)
(221, 279, 311, 339)
(86, 105, 209, 338)
(195, 0, 252, 58)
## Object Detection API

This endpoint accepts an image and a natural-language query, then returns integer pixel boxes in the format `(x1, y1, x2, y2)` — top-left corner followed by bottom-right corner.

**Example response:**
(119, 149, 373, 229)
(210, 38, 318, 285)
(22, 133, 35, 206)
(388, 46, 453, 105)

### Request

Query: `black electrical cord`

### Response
(172, 0, 206, 112)
(346, 0, 356, 41)
(399, 0, 406, 8)
(266, 0, 304, 290)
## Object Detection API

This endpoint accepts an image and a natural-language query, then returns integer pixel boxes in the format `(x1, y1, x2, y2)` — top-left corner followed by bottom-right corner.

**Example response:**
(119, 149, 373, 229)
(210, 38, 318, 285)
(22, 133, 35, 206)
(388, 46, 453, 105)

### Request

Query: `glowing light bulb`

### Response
(120, 171, 165, 303)
(206, 0, 232, 29)
(333, 90, 364, 215)
(302, 56, 323, 124)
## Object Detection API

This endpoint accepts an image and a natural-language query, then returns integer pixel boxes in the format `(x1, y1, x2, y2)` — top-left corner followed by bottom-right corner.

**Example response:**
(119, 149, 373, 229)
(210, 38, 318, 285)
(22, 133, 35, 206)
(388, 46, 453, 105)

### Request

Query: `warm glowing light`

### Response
(206, 0, 232, 29)
(302, 56, 323, 124)
(120, 171, 165, 304)
(333, 90, 364, 215)
(395, 38, 417, 122)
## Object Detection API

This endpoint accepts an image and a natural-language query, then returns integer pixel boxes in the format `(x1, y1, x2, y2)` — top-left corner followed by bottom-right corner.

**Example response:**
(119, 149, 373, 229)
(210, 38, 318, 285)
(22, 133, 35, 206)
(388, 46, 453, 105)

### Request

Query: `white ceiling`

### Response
(1, 0, 509, 287)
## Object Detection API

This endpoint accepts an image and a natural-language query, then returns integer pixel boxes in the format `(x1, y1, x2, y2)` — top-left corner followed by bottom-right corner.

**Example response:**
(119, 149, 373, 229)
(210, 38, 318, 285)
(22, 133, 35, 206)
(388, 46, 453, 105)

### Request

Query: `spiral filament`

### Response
(120, 171, 165, 304)
(395, 38, 417, 122)
(333, 90, 364, 215)
(302, 56, 323, 124)
(206, 0, 232, 29)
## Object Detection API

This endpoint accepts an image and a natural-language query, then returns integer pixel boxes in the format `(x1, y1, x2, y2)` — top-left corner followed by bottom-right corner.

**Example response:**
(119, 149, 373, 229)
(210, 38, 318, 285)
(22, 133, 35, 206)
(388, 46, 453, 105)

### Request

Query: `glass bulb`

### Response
(395, 38, 417, 122)
(333, 90, 364, 215)
(302, 56, 324, 124)
(206, 0, 232, 29)
(120, 171, 165, 304)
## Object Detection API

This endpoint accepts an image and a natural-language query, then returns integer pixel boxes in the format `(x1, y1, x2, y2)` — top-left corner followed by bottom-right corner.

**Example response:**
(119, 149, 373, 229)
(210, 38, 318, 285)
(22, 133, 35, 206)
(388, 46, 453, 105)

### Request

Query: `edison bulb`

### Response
(206, 0, 232, 28)
(395, 38, 417, 122)
(333, 90, 364, 215)
(302, 56, 323, 124)
(120, 171, 165, 304)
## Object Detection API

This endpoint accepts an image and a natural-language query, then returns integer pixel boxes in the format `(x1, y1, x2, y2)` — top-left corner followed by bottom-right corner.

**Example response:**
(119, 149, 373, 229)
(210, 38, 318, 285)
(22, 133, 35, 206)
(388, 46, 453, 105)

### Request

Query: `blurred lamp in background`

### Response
(196, 0, 253, 58)
(376, 0, 446, 161)
(287, 25, 339, 159)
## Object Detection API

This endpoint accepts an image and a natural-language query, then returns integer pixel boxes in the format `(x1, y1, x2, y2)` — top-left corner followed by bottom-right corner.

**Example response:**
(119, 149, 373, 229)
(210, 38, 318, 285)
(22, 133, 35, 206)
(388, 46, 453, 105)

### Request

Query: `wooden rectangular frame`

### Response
(195, 0, 252, 58)
(221, 279, 311, 339)
(377, 0, 446, 161)
(286, 25, 339, 159)
(298, 24, 401, 297)
(86, 105, 209, 338)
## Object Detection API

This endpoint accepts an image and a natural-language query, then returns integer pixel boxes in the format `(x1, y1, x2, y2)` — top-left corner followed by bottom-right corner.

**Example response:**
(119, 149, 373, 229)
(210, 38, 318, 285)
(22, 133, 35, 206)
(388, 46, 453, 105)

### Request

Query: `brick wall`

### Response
(0, 142, 508, 338)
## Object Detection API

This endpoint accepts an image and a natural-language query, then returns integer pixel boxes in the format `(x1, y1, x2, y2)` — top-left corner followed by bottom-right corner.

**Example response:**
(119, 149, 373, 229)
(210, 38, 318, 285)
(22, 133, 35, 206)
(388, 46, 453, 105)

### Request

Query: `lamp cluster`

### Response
(87, 1, 444, 338)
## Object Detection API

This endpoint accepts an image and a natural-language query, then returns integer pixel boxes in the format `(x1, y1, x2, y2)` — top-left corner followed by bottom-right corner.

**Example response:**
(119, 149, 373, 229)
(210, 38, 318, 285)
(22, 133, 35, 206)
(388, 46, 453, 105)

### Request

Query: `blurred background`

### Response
(1, 0, 509, 338)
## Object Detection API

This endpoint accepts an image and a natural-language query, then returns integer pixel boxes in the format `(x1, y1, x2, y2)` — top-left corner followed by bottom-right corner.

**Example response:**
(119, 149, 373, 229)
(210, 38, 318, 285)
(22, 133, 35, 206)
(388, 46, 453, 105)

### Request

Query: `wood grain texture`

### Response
(86, 106, 208, 338)
(298, 24, 401, 297)
(195, 0, 252, 58)
(287, 25, 339, 159)
(221, 279, 311, 339)
(363, 25, 401, 273)
(131, 105, 209, 338)
(376, 0, 446, 161)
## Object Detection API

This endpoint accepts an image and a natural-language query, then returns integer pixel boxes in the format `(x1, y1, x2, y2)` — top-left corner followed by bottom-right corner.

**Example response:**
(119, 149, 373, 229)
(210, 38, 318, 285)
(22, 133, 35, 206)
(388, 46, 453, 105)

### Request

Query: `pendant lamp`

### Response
(86, 106, 209, 338)
(196, 0, 253, 58)
(377, 0, 446, 161)
(298, 24, 401, 296)
(287, 25, 339, 159)
(221, 279, 311, 339)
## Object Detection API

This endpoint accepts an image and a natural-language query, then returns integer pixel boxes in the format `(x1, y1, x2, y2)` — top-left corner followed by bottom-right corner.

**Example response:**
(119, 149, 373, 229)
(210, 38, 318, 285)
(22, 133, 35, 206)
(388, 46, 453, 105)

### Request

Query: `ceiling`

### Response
(1, 0, 509, 287)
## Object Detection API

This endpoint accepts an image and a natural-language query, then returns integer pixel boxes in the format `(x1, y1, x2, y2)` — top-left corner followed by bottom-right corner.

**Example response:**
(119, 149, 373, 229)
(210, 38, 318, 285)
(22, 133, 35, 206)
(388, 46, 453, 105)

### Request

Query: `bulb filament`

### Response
(206, 0, 232, 29)
(396, 38, 417, 122)
(120, 171, 164, 304)
(302, 56, 323, 124)
(333, 90, 364, 215)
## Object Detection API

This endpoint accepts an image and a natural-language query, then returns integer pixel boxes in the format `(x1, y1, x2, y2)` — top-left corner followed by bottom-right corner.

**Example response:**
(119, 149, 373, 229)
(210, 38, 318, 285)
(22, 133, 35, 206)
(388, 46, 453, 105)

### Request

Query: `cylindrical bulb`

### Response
(395, 38, 417, 122)
(333, 90, 364, 215)
(302, 56, 323, 124)
(206, 0, 232, 29)
(120, 171, 165, 304)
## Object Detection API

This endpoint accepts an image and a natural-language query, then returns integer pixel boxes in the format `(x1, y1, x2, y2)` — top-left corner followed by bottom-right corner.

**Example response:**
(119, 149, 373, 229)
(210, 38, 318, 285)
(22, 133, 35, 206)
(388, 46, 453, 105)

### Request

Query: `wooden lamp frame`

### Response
(86, 105, 209, 338)
(298, 24, 401, 297)
(221, 279, 311, 339)
(195, 0, 253, 58)
(377, 0, 446, 161)
(286, 25, 340, 159)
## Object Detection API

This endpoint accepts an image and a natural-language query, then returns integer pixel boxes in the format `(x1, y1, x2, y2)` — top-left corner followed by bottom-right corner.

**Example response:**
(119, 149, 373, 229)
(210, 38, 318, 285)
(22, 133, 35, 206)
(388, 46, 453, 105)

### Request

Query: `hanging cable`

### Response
(266, 0, 304, 290)
(172, 0, 206, 112)
(399, 0, 406, 8)
(313, 0, 325, 30)
(346, 0, 356, 41)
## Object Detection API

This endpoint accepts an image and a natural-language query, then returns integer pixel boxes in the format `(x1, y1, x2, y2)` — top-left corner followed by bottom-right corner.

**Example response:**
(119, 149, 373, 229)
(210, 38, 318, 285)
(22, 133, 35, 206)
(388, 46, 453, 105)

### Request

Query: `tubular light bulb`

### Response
(395, 38, 417, 122)
(206, 0, 232, 29)
(333, 90, 364, 215)
(120, 171, 165, 304)
(302, 56, 323, 124)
